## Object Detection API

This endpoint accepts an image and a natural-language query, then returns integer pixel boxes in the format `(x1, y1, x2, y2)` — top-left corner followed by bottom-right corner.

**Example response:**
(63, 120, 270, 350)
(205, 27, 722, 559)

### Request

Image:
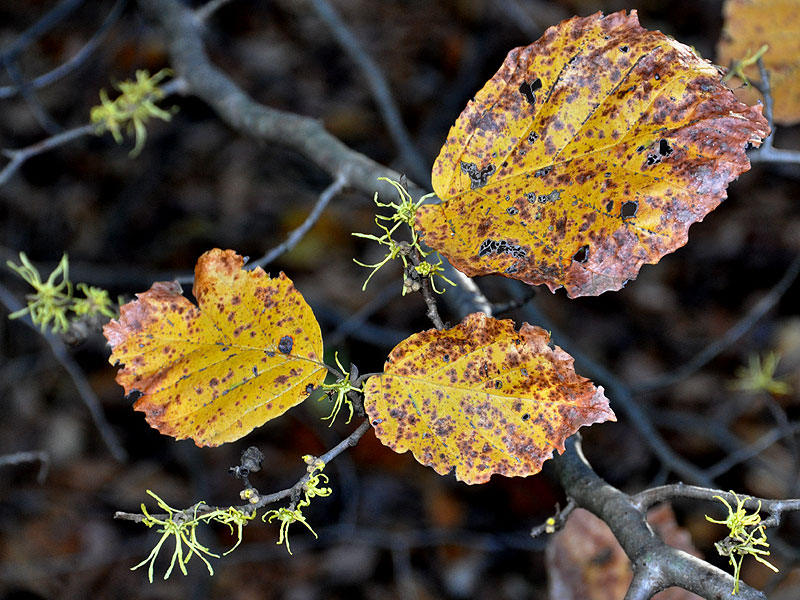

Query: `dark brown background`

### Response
(1, 1, 798, 598)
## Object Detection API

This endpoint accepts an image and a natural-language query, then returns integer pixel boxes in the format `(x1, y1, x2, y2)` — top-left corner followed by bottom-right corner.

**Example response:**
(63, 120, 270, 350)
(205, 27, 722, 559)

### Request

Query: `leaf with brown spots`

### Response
(103, 249, 326, 447)
(417, 10, 769, 298)
(363, 313, 614, 484)
(717, 0, 800, 125)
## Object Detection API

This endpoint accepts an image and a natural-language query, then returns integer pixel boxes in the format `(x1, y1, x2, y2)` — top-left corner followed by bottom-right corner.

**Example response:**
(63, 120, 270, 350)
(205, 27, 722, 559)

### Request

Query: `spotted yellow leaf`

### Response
(363, 313, 614, 484)
(103, 249, 326, 446)
(418, 10, 769, 297)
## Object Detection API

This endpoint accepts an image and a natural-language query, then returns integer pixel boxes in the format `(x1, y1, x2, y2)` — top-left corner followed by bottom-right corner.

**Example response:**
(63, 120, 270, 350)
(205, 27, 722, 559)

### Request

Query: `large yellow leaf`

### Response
(717, 0, 800, 125)
(417, 10, 769, 298)
(103, 249, 326, 447)
(363, 313, 614, 484)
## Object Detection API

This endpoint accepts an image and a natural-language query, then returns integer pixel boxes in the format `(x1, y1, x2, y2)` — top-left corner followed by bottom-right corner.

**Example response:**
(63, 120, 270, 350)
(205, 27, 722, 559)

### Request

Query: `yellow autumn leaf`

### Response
(417, 10, 769, 298)
(103, 249, 326, 447)
(363, 313, 614, 485)
(717, 0, 800, 125)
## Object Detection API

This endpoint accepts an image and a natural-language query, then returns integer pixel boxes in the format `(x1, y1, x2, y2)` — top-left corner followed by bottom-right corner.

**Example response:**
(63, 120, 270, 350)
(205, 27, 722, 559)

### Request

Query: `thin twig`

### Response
(0, 0, 128, 100)
(632, 483, 800, 530)
(408, 248, 444, 330)
(418, 275, 445, 330)
(529, 499, 575, 537)
(492, 290, 536, 315)
(194, 0, 234, 22)
(0, 450, 50, 484)
(249, 175, 347, 270)
(114, 418, 371, 522)
(0, 0, 84, 62)
(0, 124, 95, 187)
(1, 0, 83, 132)
(307, 0, 429, 186)
(704, 422, 800, 480)
(747, 58, 800, 166)
(522, 301, 714, 486)
(4, 60, 61, 134)
(0, 282, 128, 462)
(633, 253, 800, 392)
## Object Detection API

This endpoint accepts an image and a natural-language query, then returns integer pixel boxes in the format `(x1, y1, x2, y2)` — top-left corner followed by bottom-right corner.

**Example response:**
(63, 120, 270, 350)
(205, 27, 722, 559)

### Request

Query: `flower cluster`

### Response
(730, 352, 791, 396)
(262, 457, 332, 555)
(353, 178, 455, 295)
(319, 352, 362, 426)
(90, 69, 174, 156)
(132, 490, 257, 582)
(705, 491, 779, 594)
(6, 252, 115, 333)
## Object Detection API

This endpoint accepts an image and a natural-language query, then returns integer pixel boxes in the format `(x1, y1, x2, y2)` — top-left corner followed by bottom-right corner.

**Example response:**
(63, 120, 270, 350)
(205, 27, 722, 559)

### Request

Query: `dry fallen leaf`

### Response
(104, 249, 326, 447)
(418, 10, 769, 297)
(363, 312, 614, 484)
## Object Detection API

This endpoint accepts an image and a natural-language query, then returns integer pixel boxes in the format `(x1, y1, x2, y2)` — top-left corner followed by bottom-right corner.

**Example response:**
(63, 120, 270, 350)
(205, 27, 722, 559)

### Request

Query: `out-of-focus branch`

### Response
(307, 0, 429, 186)
(195, 0, 233, 22)
(4, 60, 61, 134)
(704, 421, 800, 480)
(0, 0, 84, 63)
(138, 0, 423, 200)
(0, 450, 50, 484)
(0, 281, 128, 463)
(0, 0, 127, 100)
(0, 124, 95, 187)
(633, 252, 800, 393)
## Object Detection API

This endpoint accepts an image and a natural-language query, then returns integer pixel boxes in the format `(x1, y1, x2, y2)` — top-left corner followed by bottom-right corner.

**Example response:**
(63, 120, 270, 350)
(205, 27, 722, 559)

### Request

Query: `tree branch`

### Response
(0, 282, 128, 463)
(307, 0, 429, 185)
(138, 0, 424, 200)
(632, 483, 800, 530)
(114, 418, 371, 523)
(250, 174, 347, 271)
(553, 437, 769, 600)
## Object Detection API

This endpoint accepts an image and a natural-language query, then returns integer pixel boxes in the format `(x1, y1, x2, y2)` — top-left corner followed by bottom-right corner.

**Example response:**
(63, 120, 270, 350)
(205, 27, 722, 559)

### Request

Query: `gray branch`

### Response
(553, 437, 770, 600)
(138, 0, 423, 200)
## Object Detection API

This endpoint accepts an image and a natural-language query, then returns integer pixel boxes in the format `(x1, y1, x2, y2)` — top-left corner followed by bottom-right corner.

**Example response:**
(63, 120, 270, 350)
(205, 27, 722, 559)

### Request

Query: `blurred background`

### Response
(1, 0, 799, 598)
